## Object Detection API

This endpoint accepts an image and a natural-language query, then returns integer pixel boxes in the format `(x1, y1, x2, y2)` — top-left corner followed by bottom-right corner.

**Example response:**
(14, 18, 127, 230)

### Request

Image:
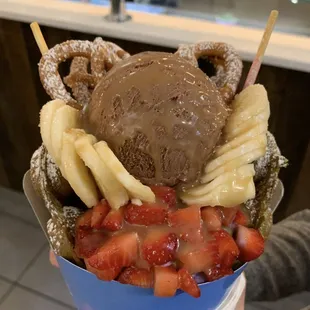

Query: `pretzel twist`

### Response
(39, 38, 130, 108)
(176, 42, 243, 103)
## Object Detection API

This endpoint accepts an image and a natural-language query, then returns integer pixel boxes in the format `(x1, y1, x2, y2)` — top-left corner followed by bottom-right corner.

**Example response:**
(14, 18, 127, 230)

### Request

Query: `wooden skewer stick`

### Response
(30, 22, 49, 55)
(243, 10, 279, 89)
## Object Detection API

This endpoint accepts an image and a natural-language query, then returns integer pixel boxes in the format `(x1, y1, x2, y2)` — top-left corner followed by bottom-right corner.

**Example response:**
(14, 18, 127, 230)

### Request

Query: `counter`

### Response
(2, 0, 310, 72)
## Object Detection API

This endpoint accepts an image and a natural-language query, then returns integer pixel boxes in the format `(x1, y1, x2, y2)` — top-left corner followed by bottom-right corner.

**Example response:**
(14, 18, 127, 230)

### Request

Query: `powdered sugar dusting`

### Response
(175, 44, 197, 67)
(47, 217, 75, 258)
(45, 153, 60, 185)
(31, 145, 76, 256)
(64, 57, 92, 107)
(254, 131, 287, 182)
(40, 38, 130, 107)
(63, 206, 83, 237)
(47, 218, 62, 255)
(91, 38, 130, 83)
(39, 40, 93, 105)
(176, 42, 243, 103)
(30, 145, 65, 225)
(30, 146, 44, 188)
(246, 132, 287, 229)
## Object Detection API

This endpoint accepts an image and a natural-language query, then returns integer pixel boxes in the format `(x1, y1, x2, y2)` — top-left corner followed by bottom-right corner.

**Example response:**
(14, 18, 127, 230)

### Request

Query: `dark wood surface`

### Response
(0, 18, 309, 221)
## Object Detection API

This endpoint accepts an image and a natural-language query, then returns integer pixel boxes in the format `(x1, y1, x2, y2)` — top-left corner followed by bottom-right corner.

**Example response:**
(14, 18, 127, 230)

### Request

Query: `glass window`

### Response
(66, 0, 310, 36)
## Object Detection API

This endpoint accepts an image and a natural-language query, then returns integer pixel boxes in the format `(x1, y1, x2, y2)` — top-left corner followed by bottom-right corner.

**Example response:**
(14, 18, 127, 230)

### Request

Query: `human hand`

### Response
(49, 249, 59, 268)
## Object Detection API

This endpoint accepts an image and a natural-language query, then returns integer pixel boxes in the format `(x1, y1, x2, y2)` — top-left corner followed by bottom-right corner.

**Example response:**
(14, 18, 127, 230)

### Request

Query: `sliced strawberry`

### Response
(102, 209, 123, 231)
(218, 206, 238, 226)
(177, 240, 219, 273)
(168, 205, 203, 242)
(178, 268, 201, 298)
(205, 266, 233, 282)
(201, 207, 222, 231)
(87, 232, 138, 270)
(76, 209, 92, 229)
(236, 226, 264, 262)
(154, 266, 178, 297)
(91, 200, 111, 229)
(150, 186, 176, 209)
(141, 230, 178, 266)
(211, 230, 239, 268)
(124, 203, 168, 226)
(75, 229, 107, 259)
(233, 210, 250, 227)
(85, 260, 121, 281)
(118, 267, 154, 288)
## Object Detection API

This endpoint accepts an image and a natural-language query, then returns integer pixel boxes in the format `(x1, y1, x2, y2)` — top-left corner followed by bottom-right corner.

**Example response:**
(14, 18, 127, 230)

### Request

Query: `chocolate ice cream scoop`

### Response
(85, 51, 229, 187)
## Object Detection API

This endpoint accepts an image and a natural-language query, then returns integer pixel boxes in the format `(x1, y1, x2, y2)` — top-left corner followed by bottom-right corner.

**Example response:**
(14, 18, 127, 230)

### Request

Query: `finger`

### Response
(49, 249, 59, 268)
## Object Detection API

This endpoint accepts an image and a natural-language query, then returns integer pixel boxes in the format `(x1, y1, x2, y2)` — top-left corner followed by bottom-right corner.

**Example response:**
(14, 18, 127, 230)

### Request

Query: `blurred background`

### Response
(0, 0, 309, 309)
(76, 0, 310, 36)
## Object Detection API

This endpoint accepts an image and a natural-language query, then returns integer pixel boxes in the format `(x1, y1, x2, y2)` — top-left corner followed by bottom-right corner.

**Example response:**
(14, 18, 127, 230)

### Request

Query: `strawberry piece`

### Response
(75, 229, 107, 259)
(219, 206, 238, 226)
(211, 230, 239, 268)
(85, 260, 121, 281)
(177, 240, 219, 273)
(87, 232, 138, 270)
(102, 209, 123, 231)
(205, 266, 233, 282)
(201, 207, 222, 231)
(118, 267, 154, 288)
(154, 266, 178, 297)
(124, 203, 168, 226)
(236, 226, 264, 262)
(141, 230, 178, 266)
(150, 186, 176, 209)
(178, 268, 201, 298)
(168, 205, 203, 242)
(76, 209, 92, 229)
(233, 210, 250, 227)
(91, 200, 111, 229)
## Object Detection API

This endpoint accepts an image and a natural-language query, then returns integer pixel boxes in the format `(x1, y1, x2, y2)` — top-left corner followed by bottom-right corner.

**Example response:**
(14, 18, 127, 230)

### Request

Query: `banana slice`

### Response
(62, 129, 99, 208)
(205, 134, 267, 174)
(51, 105, 79, 166)
(40, 99, 65, 159)
(226, 104, 268, 132)
(201, 147, 266, 183)
(231, 84, 268, 112)
(181, 84, 270, 208)
(216, 123, 268, 157)
(94, 141, 155, 203)
(75, 134, 129, 210)
(181, 176, 255, 207)
(225, 108, 270, 141)
(185, 164, 255, 197)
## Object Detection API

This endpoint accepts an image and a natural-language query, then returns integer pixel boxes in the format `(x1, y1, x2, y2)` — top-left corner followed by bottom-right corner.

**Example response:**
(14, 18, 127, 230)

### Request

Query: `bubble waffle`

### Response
(29, 15, 286, 298)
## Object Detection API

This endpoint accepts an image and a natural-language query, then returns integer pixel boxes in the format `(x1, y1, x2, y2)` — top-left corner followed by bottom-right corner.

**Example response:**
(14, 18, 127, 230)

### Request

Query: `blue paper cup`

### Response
(57, 256, 246, 310)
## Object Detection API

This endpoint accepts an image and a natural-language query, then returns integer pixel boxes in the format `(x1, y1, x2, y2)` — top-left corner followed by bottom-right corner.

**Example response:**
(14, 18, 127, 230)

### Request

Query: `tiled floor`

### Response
(1, 186, 309, 310)
(0, 187, 75, 310)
